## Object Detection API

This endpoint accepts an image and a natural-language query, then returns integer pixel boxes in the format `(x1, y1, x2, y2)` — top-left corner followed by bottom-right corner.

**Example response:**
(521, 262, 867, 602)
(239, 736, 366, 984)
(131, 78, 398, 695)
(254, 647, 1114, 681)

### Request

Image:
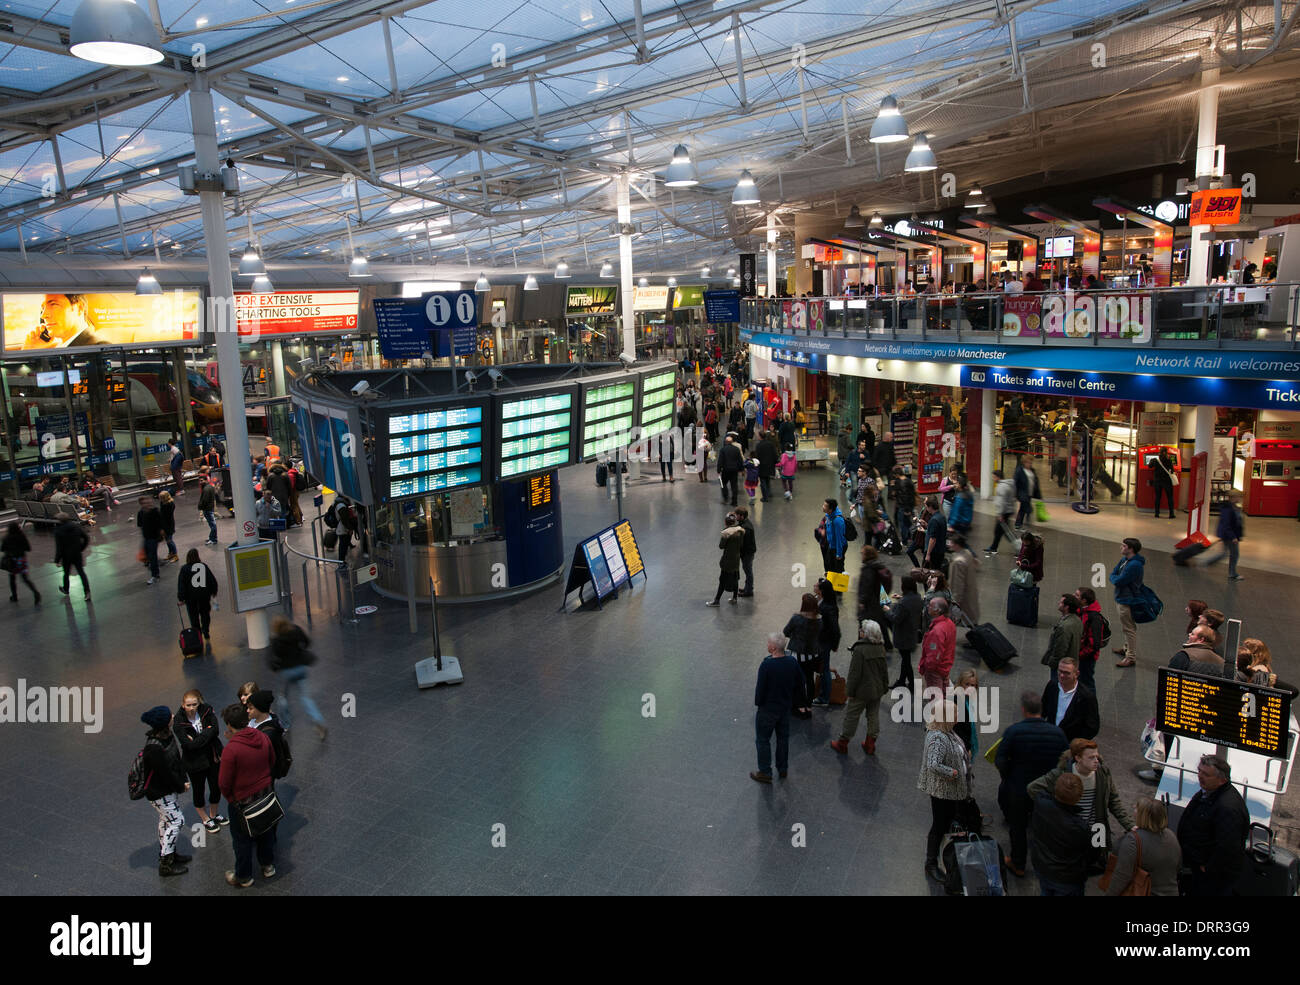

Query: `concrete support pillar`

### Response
(1187, 68, 1220, 287)
(270, 340, 287, 398)
(189, 77, 269, 651)
(1193, 403, 1215, 535)
(766, 215, 778, 296)
(617, 174, 636, 361)
(980, 388, 995, 500)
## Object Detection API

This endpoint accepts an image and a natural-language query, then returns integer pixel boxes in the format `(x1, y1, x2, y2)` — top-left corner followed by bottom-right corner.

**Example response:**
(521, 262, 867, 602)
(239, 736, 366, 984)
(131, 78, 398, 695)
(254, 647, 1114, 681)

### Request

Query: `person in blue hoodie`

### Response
(1109, 537, 1146, 668)
(815, 498, 847, 595)
(948, 477, 974, 536)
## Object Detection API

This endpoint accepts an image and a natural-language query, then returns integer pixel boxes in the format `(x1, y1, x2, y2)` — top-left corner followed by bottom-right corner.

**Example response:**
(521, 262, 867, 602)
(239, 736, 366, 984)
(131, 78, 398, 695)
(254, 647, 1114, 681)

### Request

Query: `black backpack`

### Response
(127, 746, 151, 800)
(293, 469, 307, 492)
(843, 515, 858, 542)
(262, 721, 293, 779)
(323, 503, 339, 529)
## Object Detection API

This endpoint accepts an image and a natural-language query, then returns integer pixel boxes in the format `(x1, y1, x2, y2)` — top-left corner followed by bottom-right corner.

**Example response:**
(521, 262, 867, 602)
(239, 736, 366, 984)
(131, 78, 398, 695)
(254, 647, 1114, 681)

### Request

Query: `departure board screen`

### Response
(497, 386, 575, 479)
(380, 402, 486, 502)
(582, 379, 637, 459)
(1156, 667, 1292, 759)
(639, 368, 676, 438)
(528, 473, 553, 510)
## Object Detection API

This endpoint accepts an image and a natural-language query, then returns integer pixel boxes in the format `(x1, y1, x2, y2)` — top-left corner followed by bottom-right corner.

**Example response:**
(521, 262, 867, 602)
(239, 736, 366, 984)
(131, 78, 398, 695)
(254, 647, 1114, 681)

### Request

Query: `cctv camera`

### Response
(351, 380, 371, 397)
(298, 357, 315, 371)
(618, 353, 635, 368)
(464, 370, 478, 389)
(487, 368, 504, 382)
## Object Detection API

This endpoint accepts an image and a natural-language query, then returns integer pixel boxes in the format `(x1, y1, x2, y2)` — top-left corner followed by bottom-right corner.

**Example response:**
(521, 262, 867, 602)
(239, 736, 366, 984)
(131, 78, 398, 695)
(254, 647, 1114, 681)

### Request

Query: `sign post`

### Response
(415, 576, 464, 688)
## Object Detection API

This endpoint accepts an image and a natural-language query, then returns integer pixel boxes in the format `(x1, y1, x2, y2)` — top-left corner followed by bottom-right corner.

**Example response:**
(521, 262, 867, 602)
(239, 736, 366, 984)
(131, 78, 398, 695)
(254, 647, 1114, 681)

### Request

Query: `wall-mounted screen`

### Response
(496, 386, 576, 480)
(2, 290, 203, 354)
(378, 401, 486, 502)
(639, 367, 676, 438)
(581, 378, 638, 459)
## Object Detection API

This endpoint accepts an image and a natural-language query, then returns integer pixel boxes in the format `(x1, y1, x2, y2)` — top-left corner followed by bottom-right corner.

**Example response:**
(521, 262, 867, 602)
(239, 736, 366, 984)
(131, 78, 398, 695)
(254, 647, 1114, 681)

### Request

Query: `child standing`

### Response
(779, 445, 798, 500)
(743, 457, 760, 505)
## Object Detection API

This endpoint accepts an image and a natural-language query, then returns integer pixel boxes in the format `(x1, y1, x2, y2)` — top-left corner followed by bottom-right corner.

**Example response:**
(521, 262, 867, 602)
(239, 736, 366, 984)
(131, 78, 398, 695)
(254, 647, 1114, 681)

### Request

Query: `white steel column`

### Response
(766, 215, 777, 295)
(1192, 404, 1215, 535)
(979, 389, 995, 499)
(618, 173, 636, 360)
(189, 77, 269, 650)
(1187, 68, 1220, 287)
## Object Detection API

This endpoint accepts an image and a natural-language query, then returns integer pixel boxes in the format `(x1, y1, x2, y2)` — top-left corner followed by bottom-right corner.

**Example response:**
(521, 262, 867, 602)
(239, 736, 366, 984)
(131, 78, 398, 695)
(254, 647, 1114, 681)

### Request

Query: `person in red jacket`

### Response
(218, 703, 277, 888)
(1074, 587, 1105, 691)
(918, 597, 956, 701)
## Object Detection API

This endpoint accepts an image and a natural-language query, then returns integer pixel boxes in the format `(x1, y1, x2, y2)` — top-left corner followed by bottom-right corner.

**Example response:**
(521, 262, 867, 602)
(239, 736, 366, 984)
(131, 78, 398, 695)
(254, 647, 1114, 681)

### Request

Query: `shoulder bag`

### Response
(239, 785, 284, 838)
(1099, 831, 1152, 896)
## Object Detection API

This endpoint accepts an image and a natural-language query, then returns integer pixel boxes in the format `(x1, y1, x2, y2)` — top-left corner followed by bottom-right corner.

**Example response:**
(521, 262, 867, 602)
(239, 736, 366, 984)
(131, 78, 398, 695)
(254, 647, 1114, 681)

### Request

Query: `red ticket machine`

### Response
(1242, 440, 1300, 516)
(1135, 444, 1180, 511)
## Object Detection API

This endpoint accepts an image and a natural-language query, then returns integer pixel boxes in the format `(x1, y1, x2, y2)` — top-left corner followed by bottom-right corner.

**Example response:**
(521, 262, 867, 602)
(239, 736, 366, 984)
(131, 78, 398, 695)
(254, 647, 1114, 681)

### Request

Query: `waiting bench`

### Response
(12, 499, 84, 527)
(145, 459, 203, 490)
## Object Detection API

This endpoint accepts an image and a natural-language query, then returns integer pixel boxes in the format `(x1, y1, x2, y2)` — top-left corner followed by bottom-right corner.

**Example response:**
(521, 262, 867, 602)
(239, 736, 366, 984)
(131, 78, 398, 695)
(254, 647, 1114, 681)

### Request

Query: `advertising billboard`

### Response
(565, 286, 618, 315)
(2, 290, 202, 355)
(236, 290, 360, 337)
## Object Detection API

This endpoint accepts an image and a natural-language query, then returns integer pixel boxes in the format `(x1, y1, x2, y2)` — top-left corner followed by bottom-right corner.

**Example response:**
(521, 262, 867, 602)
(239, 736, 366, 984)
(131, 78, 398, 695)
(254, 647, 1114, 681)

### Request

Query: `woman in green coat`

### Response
(830, 619, 890, 756)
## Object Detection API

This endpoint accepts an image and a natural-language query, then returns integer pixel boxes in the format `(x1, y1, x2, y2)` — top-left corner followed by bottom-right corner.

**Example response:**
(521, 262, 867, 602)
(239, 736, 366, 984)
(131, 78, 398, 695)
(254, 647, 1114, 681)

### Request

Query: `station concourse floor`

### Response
(1, 462, 1298, 897)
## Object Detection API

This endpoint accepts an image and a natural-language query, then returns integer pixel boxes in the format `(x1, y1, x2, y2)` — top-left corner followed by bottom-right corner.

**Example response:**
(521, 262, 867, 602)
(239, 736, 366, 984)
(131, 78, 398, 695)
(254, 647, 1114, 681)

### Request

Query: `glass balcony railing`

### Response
(740, 284, 1300, 349)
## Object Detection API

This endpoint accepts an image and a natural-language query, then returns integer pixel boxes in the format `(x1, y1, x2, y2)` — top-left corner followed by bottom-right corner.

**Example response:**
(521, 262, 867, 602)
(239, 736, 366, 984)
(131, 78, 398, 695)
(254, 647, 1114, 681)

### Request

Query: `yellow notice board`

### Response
(224, 541, 280, 612)
(613, 520, 644, 579)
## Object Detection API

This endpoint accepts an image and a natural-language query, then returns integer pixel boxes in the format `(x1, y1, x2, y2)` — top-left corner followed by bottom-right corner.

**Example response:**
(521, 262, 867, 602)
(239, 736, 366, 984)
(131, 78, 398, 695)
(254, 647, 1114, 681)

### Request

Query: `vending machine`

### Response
(1240, 439, 1300, 516)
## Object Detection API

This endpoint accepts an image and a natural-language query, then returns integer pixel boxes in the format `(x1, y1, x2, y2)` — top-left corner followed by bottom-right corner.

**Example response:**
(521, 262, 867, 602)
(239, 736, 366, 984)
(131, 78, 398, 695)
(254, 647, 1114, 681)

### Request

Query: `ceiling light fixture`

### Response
(870, 211, 883, 226)
(868, 95, 909, 144)
(251, 273, 274, 293)
(666, 276, 677, 288)
(134, 267, 161, 296)
(664, 144, 699, 187)
(69, 0, 165, 66)
(732, 169, 759, 205)
(638, 276, 649, 288)
(903, 134, 937, 172)
(599, 260, 614, 277)
(701, 265, 711, 278)
(844, 205, 864, 228)
(344, 213, 372, 278)
(474, 272, 491, 292)
(554, 259, 571, 279)
(523, 274, 539, 290)
(965, 184, 983, 207)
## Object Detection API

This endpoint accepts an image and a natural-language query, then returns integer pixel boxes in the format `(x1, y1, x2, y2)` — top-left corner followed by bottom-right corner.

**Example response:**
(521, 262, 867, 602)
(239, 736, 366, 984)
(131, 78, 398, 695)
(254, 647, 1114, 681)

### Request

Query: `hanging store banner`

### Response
(1, 290, 202, 354)
(739, 254, 757, 297)
(1189, 189, 1242, 226)
(565, 286, 618, 315)
(236, 290, 360, 337)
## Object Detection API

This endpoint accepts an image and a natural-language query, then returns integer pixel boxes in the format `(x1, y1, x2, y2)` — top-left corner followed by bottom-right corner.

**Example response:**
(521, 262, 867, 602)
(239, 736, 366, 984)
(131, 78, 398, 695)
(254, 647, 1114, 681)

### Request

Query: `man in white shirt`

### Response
(1040, 657, 1099, 741)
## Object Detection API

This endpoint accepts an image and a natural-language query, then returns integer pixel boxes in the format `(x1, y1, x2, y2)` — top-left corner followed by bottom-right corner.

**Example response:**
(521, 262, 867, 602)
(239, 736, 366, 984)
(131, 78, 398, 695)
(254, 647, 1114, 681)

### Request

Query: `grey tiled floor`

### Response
(1, 467, 1297, 896)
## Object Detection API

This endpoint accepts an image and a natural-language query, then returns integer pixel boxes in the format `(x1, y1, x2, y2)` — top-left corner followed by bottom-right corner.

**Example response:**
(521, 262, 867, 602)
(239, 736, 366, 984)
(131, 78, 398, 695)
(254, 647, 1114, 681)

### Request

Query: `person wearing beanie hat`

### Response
(247, 690, 291, 782)
(138, 705, 192, 877)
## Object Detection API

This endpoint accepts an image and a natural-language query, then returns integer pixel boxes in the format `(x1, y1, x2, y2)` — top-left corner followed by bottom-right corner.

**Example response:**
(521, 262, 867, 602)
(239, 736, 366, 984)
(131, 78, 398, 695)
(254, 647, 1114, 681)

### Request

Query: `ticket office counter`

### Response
(370, 471, 565, 603)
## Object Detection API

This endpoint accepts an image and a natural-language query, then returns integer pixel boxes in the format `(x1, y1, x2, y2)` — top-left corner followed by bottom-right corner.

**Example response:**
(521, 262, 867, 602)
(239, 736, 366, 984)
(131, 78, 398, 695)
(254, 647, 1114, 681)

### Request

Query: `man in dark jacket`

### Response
(841, 440, 867, 484)
(1013, 455, 1037, 529)
(246, 690, 291, 779)
(198, 472, 219, 545)
(735, 506, 758, 598)
(995, 690, 1069, 876)
(1030, 773, 1091, 895)
(1041, 658, 1100, 741)
(139, 705, 192, 877)
(923, 495, 947, 571)
(890, 465, 916, 538)
(752, 632, 806, 783)
(218, 702, 278, 888)
(136, 495, 163, 584)
(1203, 490, 1245, 580)
(871, 432, 896, 513)
(753, 433, 779, 502)
(1170, 626, 1225, 677)
(1109, 537, 1146, 668)
(1177, 754, 1250, 896)
(717, 435, 744, 507)
(53, 515, 90, 599)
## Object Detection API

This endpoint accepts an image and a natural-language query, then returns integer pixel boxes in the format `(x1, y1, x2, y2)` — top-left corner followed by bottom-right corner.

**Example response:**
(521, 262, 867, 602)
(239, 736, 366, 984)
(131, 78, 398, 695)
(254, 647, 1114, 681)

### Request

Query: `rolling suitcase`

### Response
(178, 603, 203, 658)
(1006, 583, 1039, 627)
(967, 623, 1016, 671)
(1235, 822, 1299, 896)
(1172, 542, 1208, 566)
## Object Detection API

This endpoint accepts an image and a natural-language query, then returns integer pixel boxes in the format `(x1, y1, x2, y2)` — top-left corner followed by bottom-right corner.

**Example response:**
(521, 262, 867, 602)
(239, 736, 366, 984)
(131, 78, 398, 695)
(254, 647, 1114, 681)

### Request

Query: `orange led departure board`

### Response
(1156, 668, 1291, 759)
(528, 472, 553, 510)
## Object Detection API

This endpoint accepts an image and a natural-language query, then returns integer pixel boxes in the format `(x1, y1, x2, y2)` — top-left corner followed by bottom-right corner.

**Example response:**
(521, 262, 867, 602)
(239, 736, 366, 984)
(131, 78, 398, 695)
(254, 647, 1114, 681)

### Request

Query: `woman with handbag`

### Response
(1151, 448, 1177, 519)
(2, 521, 39, 604)
(856, 544, 893, 650)
(782, 594, 822, 718)
(812, 578, 841, 707)
(918, 700, 970, 885)
(1014, 531, 1044, 584)
(218, 702, 279, 888)
(172, 689, 227, 833)
(1103, 796, 1181, 896)
(269, 616, 328, 740)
